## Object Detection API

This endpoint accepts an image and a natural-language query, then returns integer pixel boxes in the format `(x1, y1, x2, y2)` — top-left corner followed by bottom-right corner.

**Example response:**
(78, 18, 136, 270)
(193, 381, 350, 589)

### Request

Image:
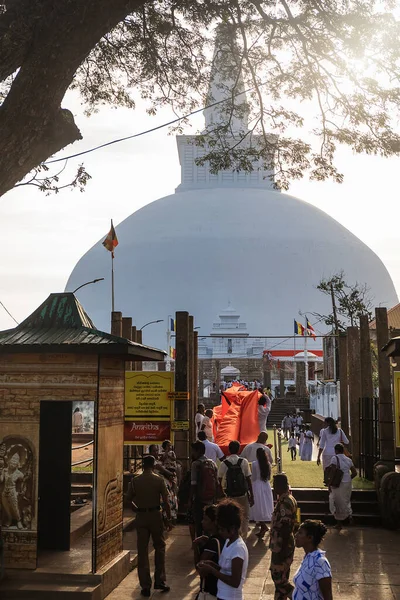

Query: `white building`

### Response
(66, 36, 398, 350)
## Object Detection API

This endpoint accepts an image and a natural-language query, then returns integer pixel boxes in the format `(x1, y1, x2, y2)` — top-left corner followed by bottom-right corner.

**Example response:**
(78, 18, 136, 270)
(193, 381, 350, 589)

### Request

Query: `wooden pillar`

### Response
(193, 330, 199, 428)
(135, 330, 143, 371)
(198, 359, 204, 402)
(111, 311, 122, 336)
(359, 315, 374, 479)
(279, 361, 285, 398)
(375, 308, 395, 468)
(215, 359, 220, 392)
(296, 361, 306, 398)
(175, 311, 190, 469)
(188, 316, 195, 447)
(347, 326, 361, 467)
(263, 356, 272, 390)
(122, 317, 132, 371)
(338, 335, 349, 434)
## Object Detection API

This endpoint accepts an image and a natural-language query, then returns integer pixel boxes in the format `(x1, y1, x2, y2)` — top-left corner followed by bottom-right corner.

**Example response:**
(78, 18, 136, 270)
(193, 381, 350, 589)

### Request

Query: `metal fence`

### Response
(359, 396, 380, 480)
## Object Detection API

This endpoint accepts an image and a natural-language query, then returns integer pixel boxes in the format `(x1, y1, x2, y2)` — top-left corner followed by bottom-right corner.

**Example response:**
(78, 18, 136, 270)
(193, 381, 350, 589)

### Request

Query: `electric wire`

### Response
(0, 300, 19, 325)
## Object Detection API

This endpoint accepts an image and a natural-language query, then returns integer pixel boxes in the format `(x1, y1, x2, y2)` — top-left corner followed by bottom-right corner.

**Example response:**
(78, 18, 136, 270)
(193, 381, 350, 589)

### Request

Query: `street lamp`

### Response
(72, 278, 105, 294)
(140, 319, 164, 330)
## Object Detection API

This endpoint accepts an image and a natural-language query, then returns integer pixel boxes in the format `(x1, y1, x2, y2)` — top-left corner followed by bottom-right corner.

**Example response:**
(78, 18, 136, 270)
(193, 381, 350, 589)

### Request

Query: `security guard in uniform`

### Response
(269, 473, 298, 600)
(132, 454, 171, 597)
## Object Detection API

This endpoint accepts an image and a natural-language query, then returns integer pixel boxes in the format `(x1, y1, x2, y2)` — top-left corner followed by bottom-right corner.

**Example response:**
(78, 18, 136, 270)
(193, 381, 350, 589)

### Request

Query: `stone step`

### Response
(71, 484, 93, 496)
(300, 512, 382, 527)
(0, 580, 102, 599)
(71, 472, 93, 485)
(297, 499, 380, 515)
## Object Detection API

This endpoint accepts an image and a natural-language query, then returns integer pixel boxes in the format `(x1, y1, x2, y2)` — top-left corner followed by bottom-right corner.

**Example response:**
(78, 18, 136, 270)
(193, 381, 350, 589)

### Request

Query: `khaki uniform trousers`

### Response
(136, 510, 166, 590)
(270, 552, 294, 600)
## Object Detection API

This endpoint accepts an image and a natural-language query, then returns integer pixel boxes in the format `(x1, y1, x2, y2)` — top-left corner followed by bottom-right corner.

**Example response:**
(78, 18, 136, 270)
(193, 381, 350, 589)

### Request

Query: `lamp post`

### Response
(140, 319, 164, 331)
(72, 278, 105, 294)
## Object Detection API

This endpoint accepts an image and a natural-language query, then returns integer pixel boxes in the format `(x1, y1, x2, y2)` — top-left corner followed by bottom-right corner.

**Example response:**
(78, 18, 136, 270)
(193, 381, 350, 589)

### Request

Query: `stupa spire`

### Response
(203, 25, 249, 135)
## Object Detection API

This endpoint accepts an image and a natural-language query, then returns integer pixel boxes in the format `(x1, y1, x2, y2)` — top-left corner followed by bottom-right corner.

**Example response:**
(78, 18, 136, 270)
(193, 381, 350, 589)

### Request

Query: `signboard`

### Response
(167, 392, 190, 401)
(171, 420, 190, 431)
(124, 420, 171, 443)
(394, 372, 400, 448)
(125, 372, 174, 445)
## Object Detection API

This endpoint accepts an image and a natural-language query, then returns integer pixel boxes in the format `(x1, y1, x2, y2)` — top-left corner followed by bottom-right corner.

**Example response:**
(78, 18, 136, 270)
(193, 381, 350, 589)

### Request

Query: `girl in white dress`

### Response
(249, 447, 274, 538)
(317, 417, 349, 471)
(300, 427, 313, 461)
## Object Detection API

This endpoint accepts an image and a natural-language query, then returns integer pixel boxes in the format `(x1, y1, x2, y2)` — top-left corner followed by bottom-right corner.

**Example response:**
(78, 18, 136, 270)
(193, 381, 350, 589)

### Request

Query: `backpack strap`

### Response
(224, 459, 233, 469)
(237, 458, 243, 467)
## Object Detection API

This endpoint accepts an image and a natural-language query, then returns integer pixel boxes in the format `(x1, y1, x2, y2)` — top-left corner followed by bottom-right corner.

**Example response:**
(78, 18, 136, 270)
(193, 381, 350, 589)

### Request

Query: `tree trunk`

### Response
(0, 0, 145, 197)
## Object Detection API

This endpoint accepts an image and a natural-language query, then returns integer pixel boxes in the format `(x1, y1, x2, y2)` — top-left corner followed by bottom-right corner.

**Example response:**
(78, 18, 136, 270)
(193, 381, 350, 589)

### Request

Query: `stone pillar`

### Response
(215, 359, 221, 392)
(375, 308, 395, 469)
(175, 311, 190, 469)
(338, 334, 349, 434)
(280, 361, 285, 398)
(347, 326, 361, 467)
(359, 315, 374, 479)
(111, 311, 122, 336)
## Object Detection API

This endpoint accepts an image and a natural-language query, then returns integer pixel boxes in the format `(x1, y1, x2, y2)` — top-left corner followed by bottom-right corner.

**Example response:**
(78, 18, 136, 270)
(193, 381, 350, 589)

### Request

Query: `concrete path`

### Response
(108, 524, 400, 599)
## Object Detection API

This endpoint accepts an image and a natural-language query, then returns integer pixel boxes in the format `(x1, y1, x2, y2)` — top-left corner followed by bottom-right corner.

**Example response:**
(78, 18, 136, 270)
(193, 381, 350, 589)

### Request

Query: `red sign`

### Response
(124, 420, 171, 444)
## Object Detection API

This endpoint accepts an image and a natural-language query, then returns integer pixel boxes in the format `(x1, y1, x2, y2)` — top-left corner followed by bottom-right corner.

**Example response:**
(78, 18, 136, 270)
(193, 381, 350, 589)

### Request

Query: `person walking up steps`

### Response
(328, 443, 357, 530)
(250, 447, 274, 538)
(131, 455, 171, 597)
(269, 473, 298, 600)
(218, 441, 254, 539)
(189, 441, 218, 537)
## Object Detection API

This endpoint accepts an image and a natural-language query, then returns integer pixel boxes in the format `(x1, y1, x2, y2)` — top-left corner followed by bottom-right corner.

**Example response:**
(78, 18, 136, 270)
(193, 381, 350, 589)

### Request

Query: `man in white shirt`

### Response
(200, 408, 214, 441)
(218, 440, 254, 539)
(195, 403, 205, 436)
(240, 432, 273, 464)
(296, 413, 303, 427)
(198, 431, 225, 462)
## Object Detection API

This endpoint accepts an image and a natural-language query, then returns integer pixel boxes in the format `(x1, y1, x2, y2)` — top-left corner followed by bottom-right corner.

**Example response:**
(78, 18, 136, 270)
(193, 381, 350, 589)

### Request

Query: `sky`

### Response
(1, 91, 400, 331)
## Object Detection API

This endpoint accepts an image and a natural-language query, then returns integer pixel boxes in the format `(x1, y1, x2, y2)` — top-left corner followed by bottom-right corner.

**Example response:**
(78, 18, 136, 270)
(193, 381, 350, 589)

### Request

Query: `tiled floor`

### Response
(108, 523, 400, 599)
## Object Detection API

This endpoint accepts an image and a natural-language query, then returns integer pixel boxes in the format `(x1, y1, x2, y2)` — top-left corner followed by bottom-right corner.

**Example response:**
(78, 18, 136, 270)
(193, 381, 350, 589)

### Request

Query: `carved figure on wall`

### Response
(0, 438, 34, 530)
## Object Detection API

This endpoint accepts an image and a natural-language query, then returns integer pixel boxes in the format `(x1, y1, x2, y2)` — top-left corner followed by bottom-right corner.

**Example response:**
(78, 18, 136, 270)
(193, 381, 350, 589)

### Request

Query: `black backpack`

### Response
(224, 458, 248, 497)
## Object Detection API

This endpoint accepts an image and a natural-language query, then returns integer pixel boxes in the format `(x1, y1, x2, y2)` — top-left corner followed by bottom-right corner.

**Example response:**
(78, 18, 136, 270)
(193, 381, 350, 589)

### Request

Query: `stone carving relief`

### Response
(0, 436, 34, 530)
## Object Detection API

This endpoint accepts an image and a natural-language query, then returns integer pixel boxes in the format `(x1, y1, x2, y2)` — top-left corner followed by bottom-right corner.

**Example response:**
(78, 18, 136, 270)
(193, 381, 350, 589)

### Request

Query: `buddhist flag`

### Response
(102, 220, 119, 257)
(169, 346, 176, 359)
(306, 319, 316, 340)
(170, 317, 176, 332)
(294, 319, 305, 336)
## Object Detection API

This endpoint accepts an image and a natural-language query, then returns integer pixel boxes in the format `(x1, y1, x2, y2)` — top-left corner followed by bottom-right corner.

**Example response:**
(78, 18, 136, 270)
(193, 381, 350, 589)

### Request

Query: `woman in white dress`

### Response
(329, 443, 357, 529)
(249, 447, 274, 538)
(300, 427, 313, 461)
(317, 417, 349, 471)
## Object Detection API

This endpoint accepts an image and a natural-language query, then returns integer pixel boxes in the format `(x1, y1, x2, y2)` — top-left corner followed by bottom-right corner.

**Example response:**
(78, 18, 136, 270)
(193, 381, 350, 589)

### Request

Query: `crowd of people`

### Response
(130, 408, 354, 599)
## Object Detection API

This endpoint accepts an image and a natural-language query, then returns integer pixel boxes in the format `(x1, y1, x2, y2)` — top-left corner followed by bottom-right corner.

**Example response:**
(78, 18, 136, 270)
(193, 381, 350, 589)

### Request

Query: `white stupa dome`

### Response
(66, 38, 398, 350)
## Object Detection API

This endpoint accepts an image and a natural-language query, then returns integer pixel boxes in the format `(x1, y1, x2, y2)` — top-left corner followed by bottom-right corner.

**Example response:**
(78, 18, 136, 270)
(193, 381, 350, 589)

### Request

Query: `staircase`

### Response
(0, 573, 103, 599)
(71, 472, 93, 505)
(291, 488, 381, 527)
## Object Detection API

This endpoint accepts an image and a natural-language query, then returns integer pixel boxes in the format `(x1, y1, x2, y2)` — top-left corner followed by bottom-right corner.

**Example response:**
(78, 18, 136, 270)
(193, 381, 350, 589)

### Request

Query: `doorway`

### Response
(38, 400, 72, 551)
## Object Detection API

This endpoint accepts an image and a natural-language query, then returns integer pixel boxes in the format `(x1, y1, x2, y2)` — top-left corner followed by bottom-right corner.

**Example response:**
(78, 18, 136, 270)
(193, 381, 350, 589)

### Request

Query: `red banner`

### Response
(124, 420, 171, 444)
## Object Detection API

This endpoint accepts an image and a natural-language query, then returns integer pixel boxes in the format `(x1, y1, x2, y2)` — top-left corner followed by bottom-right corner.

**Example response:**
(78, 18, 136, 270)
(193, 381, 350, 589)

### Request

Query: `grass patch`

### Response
(72, 465, 93, 472)
(268, 429, 374, 489)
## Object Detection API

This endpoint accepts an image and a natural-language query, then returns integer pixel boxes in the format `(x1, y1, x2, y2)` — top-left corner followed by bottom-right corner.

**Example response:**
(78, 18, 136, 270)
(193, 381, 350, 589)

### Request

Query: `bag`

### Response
(224, 458, 248, 497)
(198, 459, 218, 503)
(324, 455, 344, 488)
(197, 537, 221, 600)
(178, 471, 192, 505)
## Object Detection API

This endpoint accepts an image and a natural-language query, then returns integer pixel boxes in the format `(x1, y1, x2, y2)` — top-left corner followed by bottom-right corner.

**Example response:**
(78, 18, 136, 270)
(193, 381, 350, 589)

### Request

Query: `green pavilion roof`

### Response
(0, 293, 166, 361)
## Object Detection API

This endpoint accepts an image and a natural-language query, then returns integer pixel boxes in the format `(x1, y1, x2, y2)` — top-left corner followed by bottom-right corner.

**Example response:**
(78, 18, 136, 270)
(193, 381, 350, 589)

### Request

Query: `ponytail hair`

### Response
(256, 447, 271, 481)
(325, 417, 338, 434)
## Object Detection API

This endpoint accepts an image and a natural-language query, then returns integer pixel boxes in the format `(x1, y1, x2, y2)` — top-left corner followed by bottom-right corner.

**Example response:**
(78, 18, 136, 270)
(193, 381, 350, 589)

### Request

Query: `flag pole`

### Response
(293, 332, 296, 386)
(111, 251, 115, 313)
